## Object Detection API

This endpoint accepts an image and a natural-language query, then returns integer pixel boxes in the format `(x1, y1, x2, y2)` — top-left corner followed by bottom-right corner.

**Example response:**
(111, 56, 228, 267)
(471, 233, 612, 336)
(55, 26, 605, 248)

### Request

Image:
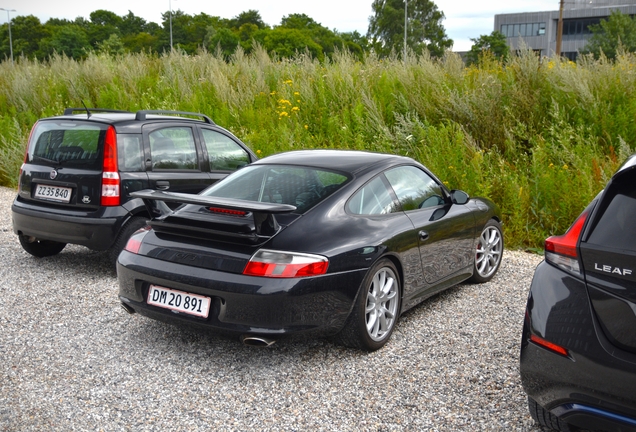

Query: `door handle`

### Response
(156, 181, 170, 190)
(419, 231, 429, 241)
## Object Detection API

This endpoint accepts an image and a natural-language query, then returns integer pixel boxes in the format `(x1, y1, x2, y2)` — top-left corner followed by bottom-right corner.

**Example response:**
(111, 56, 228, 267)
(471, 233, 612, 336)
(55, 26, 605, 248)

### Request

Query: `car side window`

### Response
(348, 176, 399, 215)
(384, 165, 445, 211)
(201, 129, 250, 171)
(149, 127, 198, 170)
(117, 134, 143, 172)
(587, 178, 636, 251)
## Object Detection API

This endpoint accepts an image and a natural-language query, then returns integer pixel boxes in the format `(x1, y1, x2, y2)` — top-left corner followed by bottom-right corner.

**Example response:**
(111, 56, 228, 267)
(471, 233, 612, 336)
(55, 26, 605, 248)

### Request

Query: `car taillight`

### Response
(101, 126, 120, 206)
(19, 123, 37, 192)
(243, 249, 329, 278)
(544, 210, 588, 275)
(123, 226, 151, 255)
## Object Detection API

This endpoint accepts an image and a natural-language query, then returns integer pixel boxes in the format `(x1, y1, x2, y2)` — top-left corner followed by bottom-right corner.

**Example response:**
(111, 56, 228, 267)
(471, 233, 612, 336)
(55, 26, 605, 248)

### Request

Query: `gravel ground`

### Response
(0, 186, 546, 431)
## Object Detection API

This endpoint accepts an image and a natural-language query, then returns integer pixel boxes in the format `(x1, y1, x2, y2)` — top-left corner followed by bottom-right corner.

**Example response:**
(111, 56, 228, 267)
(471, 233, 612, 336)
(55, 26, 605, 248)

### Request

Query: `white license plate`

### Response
(147, 285, 211, 318)
(34, 184, 72, 203)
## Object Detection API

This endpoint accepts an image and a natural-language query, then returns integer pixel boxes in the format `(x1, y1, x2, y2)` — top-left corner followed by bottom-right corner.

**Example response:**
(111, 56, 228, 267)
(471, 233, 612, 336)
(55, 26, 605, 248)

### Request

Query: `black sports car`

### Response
(520, 154, 636, 431)
(117, 150, 503, 350)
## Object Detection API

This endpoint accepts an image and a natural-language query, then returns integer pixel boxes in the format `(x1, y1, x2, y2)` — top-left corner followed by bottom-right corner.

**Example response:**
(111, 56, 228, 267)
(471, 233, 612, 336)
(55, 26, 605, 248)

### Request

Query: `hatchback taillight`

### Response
(544, 210, 588, 274)
(101, 126, 120, 206)
(243, 249, 329, 278)
(19, 123, 37, 193)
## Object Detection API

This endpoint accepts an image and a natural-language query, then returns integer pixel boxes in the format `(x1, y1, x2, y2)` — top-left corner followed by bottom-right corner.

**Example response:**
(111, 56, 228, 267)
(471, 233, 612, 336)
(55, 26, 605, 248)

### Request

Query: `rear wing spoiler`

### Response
(130, 189, 296, 237)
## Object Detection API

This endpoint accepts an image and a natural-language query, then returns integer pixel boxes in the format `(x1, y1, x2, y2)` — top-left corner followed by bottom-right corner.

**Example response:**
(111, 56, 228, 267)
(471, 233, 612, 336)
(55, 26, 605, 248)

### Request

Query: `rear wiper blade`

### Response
(32, 155, 61, 165)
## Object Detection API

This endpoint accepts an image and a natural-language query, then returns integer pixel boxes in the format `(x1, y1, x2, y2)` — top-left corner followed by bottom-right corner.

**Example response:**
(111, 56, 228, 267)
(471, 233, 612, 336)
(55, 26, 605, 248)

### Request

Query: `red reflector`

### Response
(208, 207, 247, 216)
(530, 334, 569, 357)
(545, 210, 588, 258)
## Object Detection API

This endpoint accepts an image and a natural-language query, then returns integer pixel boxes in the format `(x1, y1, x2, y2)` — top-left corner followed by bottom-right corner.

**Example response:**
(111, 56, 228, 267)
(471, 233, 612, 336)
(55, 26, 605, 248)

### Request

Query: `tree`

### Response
(4, 15, 49, 59)
(466, 31, 509, 65)
(582, 10, 636, 60)
(204, 26, 240, 58)
(264, 27, 324, 60)
(39, 25, 91, 59)
(88, 10, 123, 48)
(229, 10, 267, 30)
(367, 0, 452, 57)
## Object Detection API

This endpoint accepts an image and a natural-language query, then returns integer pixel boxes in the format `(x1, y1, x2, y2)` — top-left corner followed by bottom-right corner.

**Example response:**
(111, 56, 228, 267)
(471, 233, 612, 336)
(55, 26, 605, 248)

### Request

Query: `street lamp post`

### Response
(0, 8, 16, 63)
(404, 0, 408, 60)
(555, 0, 564, 57)
(169, 0, 173, 51)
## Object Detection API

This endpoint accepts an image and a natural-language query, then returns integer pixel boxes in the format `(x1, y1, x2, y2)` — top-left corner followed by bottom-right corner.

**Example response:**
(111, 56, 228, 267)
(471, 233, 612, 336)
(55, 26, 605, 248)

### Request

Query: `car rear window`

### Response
(587, 171, 636, 251)
(28, 120, 106, 169)
(202, 165, 349, 213)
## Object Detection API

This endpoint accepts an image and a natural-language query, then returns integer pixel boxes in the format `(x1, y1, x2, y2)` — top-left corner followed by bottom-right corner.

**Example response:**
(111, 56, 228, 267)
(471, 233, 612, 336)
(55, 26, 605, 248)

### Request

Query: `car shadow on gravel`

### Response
(24, 246, 115, 279)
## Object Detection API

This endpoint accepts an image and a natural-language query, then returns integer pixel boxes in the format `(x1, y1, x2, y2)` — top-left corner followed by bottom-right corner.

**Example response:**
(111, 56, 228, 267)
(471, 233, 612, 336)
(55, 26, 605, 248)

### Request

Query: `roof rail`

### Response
(63, 108, 132, 115)
(135, 110, 215, 125)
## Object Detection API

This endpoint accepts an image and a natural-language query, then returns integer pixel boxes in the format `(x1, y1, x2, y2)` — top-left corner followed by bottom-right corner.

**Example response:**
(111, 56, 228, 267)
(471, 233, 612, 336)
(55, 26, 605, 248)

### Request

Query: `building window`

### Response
(501, 22, 546, 38)
(562, 17, 601, 36)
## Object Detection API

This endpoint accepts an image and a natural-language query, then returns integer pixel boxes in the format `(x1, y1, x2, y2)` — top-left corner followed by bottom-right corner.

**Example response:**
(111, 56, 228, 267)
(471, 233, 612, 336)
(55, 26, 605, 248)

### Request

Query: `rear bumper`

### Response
(12, 198, 129, 250)
(117, 250, 367, 337)
(520, 261, 636, 431)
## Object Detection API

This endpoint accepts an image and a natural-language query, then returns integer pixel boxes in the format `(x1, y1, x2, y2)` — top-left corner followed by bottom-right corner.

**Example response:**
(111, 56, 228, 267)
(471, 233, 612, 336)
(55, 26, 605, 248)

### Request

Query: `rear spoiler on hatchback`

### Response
(131, 189, 296, 238)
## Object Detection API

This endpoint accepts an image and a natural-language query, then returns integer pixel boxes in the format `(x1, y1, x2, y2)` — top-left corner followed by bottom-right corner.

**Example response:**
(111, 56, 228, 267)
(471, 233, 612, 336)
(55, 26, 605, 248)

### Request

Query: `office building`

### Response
(494, 0, 636, 59)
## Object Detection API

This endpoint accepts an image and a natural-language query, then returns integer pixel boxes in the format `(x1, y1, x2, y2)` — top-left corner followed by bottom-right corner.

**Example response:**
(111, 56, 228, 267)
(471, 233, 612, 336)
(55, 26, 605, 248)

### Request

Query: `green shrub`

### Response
(0, 48, 632, 249)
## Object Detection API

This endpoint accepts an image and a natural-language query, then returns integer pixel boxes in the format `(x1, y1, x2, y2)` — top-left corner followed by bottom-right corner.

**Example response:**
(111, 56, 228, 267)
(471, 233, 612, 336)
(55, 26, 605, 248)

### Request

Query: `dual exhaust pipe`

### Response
(240, 334, 277, 347)
(121, 302, 276, 347)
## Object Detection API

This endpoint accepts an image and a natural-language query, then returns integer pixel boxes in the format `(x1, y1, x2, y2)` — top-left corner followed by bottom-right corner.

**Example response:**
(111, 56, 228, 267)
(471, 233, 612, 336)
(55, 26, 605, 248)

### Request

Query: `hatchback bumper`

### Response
(12, 198, 128, 250)
(520, 261, 636, 431)
(117, 250, 367, 338)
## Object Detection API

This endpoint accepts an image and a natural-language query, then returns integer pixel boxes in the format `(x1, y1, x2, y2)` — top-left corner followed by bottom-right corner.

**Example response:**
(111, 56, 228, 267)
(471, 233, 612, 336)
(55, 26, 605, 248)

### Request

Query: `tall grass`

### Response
(1, 48, 633, 249)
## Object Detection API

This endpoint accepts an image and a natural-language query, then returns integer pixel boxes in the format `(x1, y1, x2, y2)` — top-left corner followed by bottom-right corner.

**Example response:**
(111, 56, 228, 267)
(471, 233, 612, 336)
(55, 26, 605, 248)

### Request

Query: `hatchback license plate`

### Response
(147, 285, 211, 318)
(34, 184, 72, 203)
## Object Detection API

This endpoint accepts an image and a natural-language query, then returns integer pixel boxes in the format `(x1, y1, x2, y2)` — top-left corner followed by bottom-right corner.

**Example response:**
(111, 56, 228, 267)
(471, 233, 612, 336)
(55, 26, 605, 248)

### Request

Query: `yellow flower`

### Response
(304, 124, 309, 129)
(256, 150, 262, 155)
(270, 91, 277, 95)
(294, 91, 300, 96)
(279, 111, 289, 118)
(291, 106, 300, 112)
(448, 165, 454, 170)
(549, 163, 554, 168)
(278, 99, 292, 106)
(563, 164, 569, 170)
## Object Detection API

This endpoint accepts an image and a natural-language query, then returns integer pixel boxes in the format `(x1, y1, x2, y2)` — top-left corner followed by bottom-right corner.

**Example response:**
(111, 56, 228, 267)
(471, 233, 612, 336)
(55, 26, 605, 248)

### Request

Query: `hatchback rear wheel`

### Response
(18, 235, 66, 257)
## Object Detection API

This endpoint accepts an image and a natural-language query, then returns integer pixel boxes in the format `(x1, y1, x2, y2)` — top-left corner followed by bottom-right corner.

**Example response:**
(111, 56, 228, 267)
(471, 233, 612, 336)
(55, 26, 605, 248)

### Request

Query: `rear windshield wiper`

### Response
(32, 155, 61, 165)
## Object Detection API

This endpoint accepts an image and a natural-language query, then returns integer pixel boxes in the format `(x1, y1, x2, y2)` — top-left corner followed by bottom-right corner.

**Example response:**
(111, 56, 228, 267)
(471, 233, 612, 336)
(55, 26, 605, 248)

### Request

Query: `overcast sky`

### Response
(1, 0, 561, 51)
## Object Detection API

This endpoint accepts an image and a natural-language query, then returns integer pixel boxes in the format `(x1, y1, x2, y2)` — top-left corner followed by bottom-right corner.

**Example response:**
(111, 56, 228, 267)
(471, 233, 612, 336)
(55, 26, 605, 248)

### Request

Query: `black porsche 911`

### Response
(117, 150, 503, 350)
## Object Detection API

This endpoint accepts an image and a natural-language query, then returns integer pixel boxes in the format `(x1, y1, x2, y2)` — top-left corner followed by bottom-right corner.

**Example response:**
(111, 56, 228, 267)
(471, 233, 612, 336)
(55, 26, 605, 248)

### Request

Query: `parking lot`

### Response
(0, 186, 544, 431)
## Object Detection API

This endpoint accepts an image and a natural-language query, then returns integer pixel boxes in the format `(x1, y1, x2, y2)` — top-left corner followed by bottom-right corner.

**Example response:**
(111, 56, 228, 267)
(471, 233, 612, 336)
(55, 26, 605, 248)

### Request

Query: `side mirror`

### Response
(450, 190, 469, 205)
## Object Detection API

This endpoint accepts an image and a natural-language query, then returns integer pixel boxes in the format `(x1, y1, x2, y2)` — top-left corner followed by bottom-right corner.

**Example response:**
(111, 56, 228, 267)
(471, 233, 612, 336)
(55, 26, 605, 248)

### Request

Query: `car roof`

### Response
(252, 150, 415, 175)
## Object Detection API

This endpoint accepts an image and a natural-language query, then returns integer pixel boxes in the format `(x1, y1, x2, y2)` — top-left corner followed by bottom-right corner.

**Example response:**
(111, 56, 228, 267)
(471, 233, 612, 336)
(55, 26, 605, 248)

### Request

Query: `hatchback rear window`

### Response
(202, 165, 350, 213)
(29, 120, 106, 169)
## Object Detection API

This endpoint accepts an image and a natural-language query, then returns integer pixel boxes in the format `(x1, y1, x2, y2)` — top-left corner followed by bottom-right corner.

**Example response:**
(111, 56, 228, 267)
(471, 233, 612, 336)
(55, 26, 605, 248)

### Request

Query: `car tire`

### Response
(334, 258, 401, 351)
(108, 216, 148, 265)
(528, 397, 579, 432)
(18, 235, 66, 257)
(469, 219, 504, 283)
